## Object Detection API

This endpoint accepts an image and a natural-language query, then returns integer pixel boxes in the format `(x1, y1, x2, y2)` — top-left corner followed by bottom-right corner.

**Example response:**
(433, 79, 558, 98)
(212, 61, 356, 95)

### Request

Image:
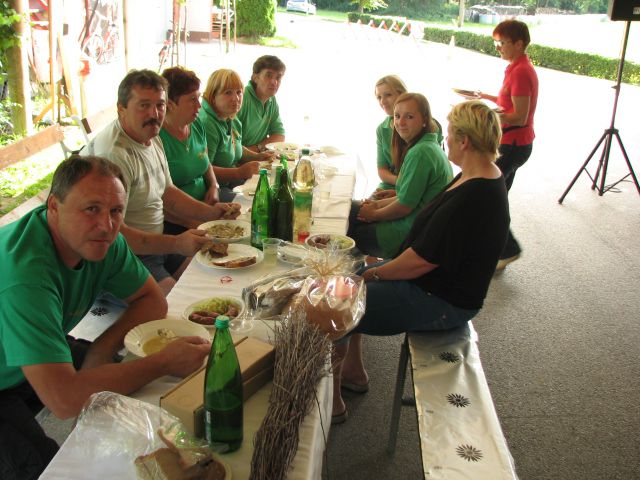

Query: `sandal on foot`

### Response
(341, 380, 369, 394)
(331, 408, 348, 425)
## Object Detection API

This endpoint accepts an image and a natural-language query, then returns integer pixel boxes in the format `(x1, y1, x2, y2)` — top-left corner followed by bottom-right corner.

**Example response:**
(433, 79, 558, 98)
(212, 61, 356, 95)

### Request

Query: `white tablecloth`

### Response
(40, 152, 357, 480)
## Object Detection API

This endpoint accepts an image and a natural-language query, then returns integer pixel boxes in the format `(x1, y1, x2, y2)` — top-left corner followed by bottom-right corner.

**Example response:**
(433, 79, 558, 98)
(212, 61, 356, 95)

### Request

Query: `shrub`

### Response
(423, 26, 640, 85)
(237, 0, 276, 37)
(347, 12, 411, 35)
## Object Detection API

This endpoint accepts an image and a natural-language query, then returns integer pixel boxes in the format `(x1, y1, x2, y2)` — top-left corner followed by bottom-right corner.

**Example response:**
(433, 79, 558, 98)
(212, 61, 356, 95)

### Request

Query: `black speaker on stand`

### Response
(558, 0, 640, 203)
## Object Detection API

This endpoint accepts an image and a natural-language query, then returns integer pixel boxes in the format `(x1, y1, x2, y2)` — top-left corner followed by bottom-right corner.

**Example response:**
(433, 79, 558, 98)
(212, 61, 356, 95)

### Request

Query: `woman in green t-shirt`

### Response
(373, 75, 407, 197)
(198, 69, 274, 201)
(160, 67, 218, 235)
(348, 93, 453, 258)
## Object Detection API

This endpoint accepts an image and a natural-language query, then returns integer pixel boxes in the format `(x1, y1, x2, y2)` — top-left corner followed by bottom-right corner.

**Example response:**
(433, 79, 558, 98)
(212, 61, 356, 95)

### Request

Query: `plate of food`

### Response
(183, 296, 245, 327)
(305, 233, 356, 252)
(452, 88, 480, 99)
(266, 141, 299, 160)
(124, 318, 209, 357)
(198, 219, 250, 243)
(196, 242, 264, 270)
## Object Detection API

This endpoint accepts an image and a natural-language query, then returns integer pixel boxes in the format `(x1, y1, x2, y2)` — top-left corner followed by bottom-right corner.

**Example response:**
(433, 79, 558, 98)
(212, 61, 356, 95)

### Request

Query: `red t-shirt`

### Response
(497, 54, 538, 146)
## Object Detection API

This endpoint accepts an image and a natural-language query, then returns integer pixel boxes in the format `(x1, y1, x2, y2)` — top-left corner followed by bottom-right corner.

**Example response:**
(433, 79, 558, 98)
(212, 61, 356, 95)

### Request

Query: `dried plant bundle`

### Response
(249, 311, 332, 480)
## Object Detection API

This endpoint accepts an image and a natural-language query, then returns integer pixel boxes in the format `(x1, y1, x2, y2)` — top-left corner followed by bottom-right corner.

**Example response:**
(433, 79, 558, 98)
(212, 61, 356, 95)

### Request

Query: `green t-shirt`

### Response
(236, 83, 285, 148)
(160, 117, 210, 201)
(0, 205, 149, 390)
(376, 116, 395, 190)
(376, 132, 453, 258)
(198, 99, 244, 187)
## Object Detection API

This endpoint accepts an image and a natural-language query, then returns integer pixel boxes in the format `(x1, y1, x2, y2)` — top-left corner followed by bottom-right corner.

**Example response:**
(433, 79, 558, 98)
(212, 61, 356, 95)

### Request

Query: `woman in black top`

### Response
(332, 101, 510, 423)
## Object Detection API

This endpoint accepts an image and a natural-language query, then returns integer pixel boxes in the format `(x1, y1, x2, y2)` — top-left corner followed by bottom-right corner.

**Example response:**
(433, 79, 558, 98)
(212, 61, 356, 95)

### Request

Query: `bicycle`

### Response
(157, 29, 173, 73)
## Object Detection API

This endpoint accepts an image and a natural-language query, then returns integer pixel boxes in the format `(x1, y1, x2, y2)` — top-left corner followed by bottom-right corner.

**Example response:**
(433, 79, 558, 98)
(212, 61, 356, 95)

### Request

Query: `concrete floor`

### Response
(38, 13, 640, 480)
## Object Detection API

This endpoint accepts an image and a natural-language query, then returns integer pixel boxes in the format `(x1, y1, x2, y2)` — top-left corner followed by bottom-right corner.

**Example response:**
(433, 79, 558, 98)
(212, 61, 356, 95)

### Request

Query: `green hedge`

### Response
(347, 13, 411, 36)
(237, 0, 276, 37)
(423, 27, 640, 86)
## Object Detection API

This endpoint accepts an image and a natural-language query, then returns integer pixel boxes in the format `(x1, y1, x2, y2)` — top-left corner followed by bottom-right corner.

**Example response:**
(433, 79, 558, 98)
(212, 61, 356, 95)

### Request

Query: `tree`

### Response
(351, 0, 388, 14)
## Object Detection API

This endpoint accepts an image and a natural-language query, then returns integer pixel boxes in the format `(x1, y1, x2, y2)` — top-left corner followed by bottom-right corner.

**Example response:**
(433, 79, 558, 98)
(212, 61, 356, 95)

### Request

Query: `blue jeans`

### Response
(347, 263, 479, 338)
(347, 201, 384, 258)
(496, 143, 533, 258)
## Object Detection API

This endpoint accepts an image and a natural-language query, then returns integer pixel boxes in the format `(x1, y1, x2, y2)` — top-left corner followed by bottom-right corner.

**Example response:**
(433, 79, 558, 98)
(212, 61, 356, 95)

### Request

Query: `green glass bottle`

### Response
(251, 168, 271, 250)
(204, 316, 243, 453)
(273, 166, 294, 241)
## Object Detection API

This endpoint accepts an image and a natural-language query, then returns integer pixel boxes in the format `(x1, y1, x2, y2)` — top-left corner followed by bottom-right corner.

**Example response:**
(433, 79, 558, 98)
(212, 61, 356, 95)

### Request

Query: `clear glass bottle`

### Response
(292, 152, 314, 243)
(204, 315, 243, 453)
(251, 168, 271, 250)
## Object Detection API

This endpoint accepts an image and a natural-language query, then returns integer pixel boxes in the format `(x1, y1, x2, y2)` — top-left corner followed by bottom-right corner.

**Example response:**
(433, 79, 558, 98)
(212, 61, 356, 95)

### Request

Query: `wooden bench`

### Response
(74, 104, 117, 144)
(388, 323, 518, 479)
(0, 125, 72, 227)
(0, 124, 66, 170)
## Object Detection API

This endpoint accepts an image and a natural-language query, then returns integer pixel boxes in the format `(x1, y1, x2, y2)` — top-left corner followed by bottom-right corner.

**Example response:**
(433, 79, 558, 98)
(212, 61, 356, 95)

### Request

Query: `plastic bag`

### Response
(242, 247, 366, 340)
(66, 392, 221, 479)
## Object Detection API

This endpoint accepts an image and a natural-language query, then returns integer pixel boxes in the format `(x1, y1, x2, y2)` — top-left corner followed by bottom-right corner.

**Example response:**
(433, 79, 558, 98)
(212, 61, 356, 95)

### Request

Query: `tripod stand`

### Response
(558, 20, 640, 204)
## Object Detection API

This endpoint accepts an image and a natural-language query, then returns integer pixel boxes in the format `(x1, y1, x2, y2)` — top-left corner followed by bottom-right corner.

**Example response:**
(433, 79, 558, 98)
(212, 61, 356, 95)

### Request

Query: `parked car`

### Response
(286, 0, 316, 15)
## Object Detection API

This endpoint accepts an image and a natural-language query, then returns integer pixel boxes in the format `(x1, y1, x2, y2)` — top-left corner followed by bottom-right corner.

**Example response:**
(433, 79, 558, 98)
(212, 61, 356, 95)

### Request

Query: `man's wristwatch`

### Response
(371, 268, 381, 281)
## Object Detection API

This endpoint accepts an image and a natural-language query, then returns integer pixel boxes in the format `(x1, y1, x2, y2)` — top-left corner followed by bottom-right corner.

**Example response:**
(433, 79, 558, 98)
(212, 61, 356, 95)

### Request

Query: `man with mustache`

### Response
(0, 156, 210, 479)
(237, 55, 286, 153)
(84, 69, 241, 295)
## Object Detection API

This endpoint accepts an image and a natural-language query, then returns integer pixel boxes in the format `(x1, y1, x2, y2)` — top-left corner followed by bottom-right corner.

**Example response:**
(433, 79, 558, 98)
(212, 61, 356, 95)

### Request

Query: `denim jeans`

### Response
(347, 262, 479, 338)
(496, 143, 533, 259)
(347, 200, 384, 258)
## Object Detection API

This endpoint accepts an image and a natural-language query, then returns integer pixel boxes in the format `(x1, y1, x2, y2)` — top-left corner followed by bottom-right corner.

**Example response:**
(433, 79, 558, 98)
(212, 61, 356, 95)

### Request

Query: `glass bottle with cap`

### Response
(292, 149, 315, 243)
(203, 315, 243, 453)
(251, 168, 271, 249)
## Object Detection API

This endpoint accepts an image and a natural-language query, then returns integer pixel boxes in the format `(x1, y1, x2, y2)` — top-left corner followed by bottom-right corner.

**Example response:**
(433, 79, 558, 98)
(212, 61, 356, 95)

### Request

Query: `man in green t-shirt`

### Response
(0, 156, 210, 479)
(237, 55, 286, 153)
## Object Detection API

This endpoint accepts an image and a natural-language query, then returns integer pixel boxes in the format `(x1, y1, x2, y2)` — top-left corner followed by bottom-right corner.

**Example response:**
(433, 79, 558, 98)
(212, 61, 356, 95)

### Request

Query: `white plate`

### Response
(232, 183, 256, 196)
(124, 318, 209, 357)
(277, 243, 318, 265)
(183, 296, 245, 328)
(305, 233, 355, 252)
(266, 141, 299, 153)
(452, 87, 480, 99)
(196, 243, 264, 270)
(198, 219, 251, 243)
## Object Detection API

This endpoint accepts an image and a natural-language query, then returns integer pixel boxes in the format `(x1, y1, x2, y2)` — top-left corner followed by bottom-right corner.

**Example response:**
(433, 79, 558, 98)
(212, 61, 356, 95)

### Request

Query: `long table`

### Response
(40, 151, 357, 479)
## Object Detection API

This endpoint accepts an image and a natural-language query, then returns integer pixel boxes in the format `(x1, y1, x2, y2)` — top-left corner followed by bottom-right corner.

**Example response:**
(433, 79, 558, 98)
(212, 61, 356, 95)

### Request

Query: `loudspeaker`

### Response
(608, 0, 640, 20)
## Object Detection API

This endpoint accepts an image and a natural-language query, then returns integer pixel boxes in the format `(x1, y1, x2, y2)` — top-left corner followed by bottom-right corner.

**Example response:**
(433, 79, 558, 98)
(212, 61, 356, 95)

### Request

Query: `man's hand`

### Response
(239, 161, 260, 178)
(156, 336, 211, 377)
(213, 202, 241, 220)
(175, 229, 208, 256)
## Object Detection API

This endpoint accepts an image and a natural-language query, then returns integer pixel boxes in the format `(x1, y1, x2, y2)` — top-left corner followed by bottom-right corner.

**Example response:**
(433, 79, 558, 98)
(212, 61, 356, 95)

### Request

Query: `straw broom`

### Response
(250, 312, 332, 480)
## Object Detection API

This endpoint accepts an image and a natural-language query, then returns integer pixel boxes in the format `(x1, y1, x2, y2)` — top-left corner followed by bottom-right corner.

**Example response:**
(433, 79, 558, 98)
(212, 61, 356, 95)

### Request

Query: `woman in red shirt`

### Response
(478, 20, 538, 270)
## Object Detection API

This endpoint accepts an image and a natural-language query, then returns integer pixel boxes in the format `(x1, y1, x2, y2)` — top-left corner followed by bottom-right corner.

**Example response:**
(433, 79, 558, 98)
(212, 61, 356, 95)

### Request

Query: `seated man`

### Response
(84, 69, 240, 295)
(237, 55, 286, 153)
(0, 156, 211, 479)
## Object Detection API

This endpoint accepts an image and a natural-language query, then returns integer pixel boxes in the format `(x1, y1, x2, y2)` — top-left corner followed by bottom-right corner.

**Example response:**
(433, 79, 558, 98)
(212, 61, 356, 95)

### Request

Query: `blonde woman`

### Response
(333, 101, 510, 423)
(198, 69, 273, 201)
(348, 93, 452, 259)
(374, 75, 407, 197)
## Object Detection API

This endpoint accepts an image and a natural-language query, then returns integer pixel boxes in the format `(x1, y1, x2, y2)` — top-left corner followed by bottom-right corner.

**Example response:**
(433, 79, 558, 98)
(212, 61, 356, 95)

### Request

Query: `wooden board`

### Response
(0, 125, 65, 170)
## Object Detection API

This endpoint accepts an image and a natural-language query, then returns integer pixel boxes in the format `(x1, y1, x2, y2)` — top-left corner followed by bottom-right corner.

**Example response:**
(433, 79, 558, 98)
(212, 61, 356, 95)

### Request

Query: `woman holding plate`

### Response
(332, 101, 510, 423)
(160, 67, 220, 235)
(476, 19, 538, 271)
(348, 93, 452, 259)
(199, 69, 274, 201)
